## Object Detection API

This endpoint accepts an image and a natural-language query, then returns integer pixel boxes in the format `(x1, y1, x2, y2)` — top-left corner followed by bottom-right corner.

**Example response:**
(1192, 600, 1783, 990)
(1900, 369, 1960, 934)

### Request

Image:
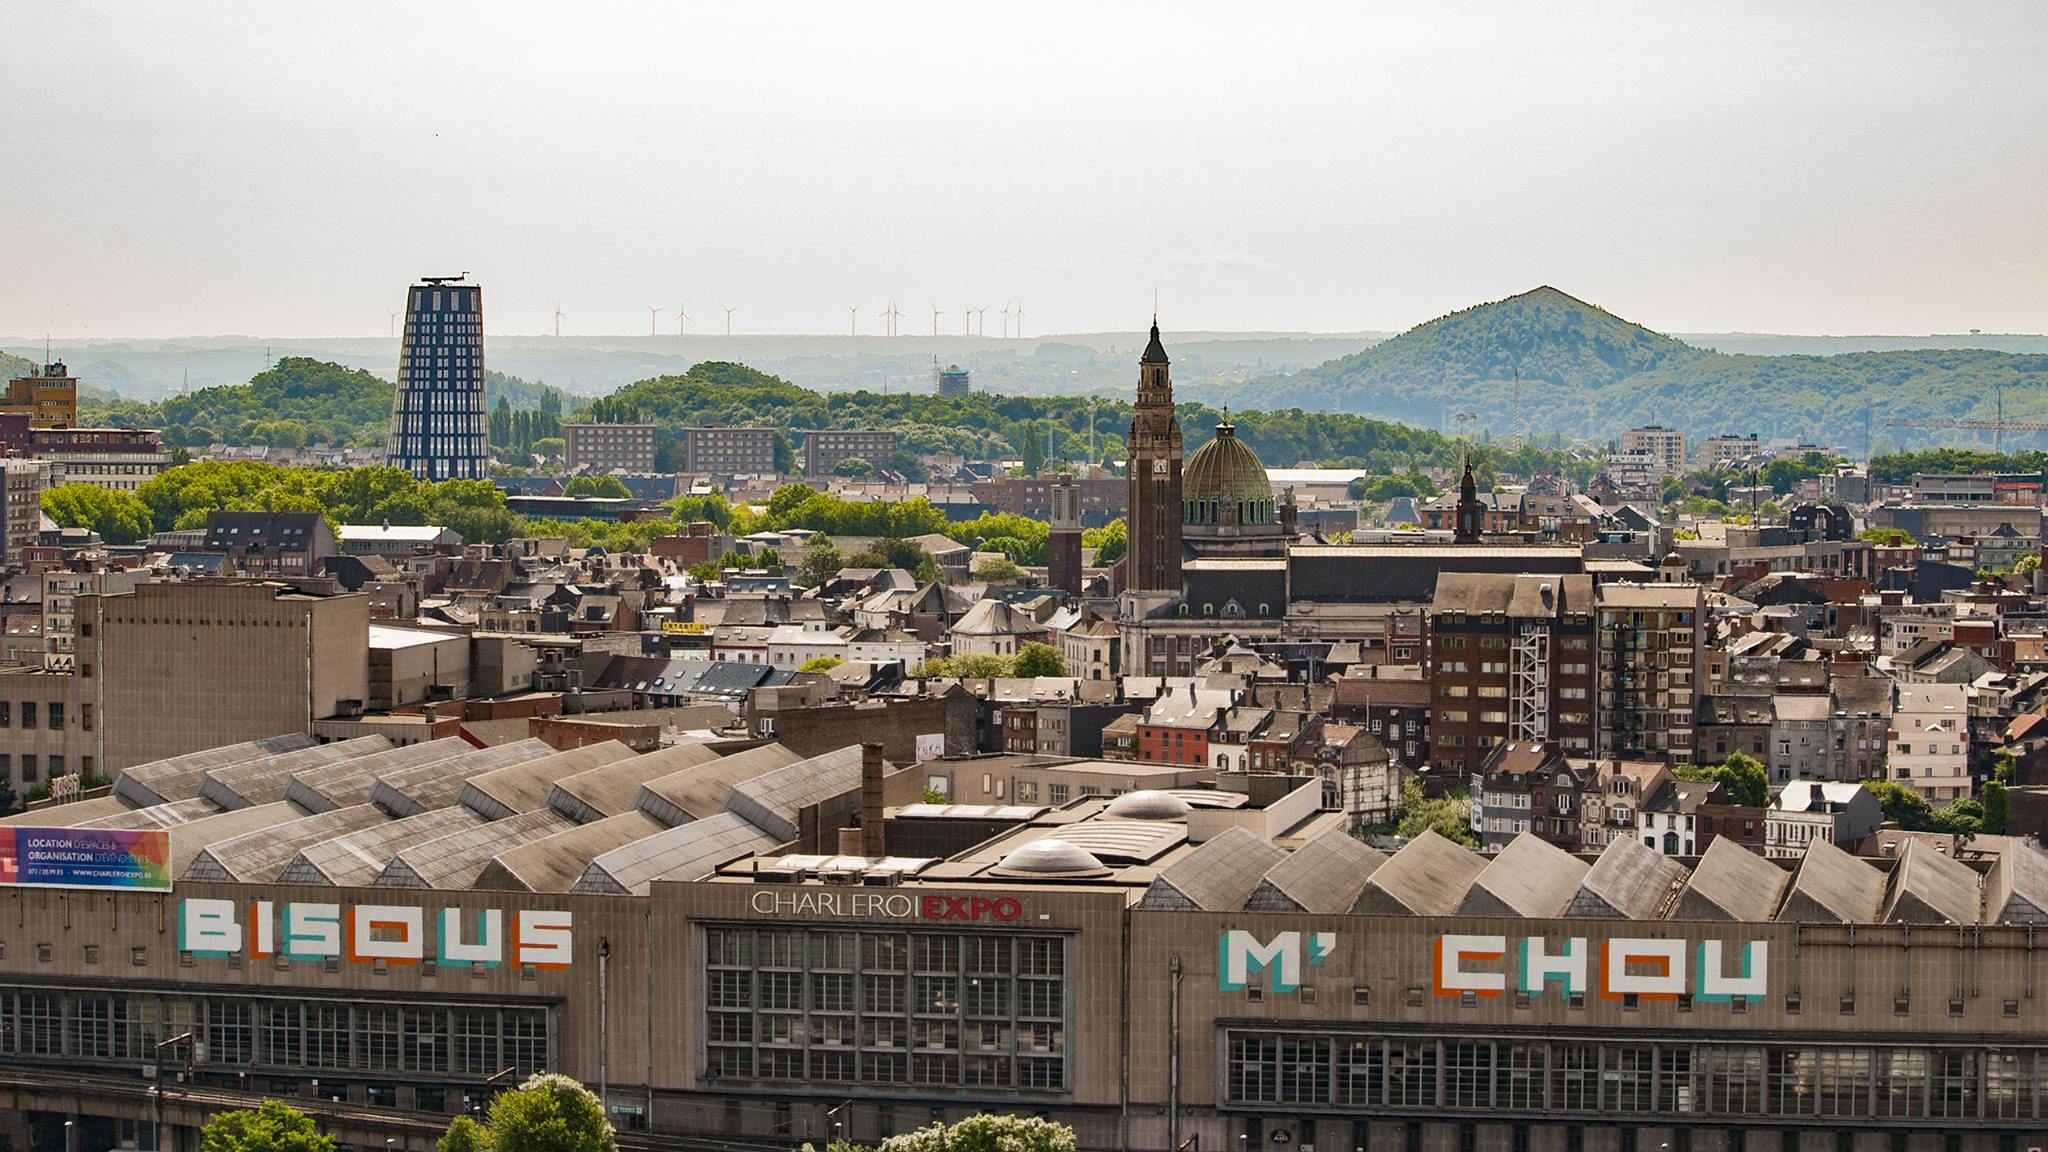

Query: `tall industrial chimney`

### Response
(861, 742, 887, 858)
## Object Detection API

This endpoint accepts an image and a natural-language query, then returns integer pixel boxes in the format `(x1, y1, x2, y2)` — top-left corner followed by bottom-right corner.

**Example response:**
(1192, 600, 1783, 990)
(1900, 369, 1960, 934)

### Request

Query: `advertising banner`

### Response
(0, 826, 173, 891)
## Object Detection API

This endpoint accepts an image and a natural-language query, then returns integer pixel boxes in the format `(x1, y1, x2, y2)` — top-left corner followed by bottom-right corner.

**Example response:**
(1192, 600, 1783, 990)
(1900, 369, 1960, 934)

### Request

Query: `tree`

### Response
(1020, 421, 1046, 475)
(1716, 753, 1769, 808)
(878, 1114, 1075, 1152)
(1014, 641, 1067, 677)
(438, 1116, 490, 1152)
(1863, 779, 1932, 831)
(2011, 554, 2040, 580)
(1982, 780, 2011, 835)
(201, 1100, 334, 1152)
(796, 541, 847, 587)
(562, 475, 631, 499)
(1928, 798, 1985, 838)
(1083, 518, 1126, 564)
(1393, 778, 1475, 846)
(532, 437, 565, 459)
(41, 483, 154, 545)
(480, 1073, 616, 1152)
(916, 652, 1016, 679)
(1857, 527, 1916, 546)
(1672, 754, 1768, 808)
(885, 449, 929, 482)
(832, 456, 876, 478)
(974, 556, 1026, 582)
(799, 656, 845, 673)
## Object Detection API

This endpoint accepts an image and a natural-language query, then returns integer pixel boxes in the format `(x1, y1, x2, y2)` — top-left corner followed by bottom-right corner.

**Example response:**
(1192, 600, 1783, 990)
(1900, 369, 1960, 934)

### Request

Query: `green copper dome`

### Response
(1183, 421, 1276, 527)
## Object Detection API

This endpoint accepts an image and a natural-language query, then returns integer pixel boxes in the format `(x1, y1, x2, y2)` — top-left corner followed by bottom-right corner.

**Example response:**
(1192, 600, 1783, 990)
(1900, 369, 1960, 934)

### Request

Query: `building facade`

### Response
(681, 426, 778, 475)
(1, 459, 42, 565)
(1620, 425, 1688, 476)
(1595, 583, 1704, 764)
(77, 579, 371, 769)
(1428, 573, 1597, 773)
(563, 423, 657, 472)
(386, 277, 489, 481)
(0, 359, 79, 428)
(805, 430, 897, 477)
(27, 427, 170, 491)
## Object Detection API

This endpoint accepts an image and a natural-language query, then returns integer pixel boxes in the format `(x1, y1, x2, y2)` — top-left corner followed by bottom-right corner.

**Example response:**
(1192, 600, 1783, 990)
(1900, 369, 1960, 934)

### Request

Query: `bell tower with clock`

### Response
(1124, 319, 1184, 593)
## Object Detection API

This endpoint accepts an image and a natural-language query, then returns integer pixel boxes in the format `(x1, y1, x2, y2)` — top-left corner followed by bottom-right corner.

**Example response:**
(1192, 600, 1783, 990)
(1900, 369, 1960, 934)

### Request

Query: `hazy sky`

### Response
(4, 1, 2045, 339)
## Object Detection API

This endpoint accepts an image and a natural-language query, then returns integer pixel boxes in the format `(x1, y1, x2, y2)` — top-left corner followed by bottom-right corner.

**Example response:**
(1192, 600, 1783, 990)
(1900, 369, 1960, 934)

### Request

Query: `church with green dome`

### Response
(1122, 324, 1297, 604)
(1181, 415, 1295, 560)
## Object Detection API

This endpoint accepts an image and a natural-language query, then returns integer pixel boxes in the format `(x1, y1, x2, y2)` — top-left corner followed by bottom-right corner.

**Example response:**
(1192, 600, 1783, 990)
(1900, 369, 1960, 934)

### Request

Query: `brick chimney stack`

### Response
(861, 743, 887, 858)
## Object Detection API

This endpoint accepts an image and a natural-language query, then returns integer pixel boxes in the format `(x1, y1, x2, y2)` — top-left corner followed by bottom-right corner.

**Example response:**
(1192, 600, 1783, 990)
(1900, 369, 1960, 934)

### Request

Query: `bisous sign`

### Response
(178, 899, 574, 969)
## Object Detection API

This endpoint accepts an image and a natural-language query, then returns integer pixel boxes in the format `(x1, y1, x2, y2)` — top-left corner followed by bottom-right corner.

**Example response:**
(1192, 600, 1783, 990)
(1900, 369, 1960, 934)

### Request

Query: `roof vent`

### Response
(1104, 790, 1193, 820)
(997, 838, 1108, 874)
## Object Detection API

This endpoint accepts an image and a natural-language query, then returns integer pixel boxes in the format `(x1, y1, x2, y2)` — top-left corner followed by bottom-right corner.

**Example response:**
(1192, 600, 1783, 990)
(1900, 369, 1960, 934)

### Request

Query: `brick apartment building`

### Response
(1426, 572, 1596, 773)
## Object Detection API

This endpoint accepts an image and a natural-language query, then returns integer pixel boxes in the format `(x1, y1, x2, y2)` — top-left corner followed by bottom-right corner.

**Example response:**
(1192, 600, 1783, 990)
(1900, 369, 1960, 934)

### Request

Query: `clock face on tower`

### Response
(1153, 459, 1169, 475)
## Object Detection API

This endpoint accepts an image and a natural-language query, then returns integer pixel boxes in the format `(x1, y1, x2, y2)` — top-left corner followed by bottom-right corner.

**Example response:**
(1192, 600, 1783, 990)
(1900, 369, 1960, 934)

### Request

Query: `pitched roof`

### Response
(1351, 830, 1486, 916)
(1139, 827, 1286, 912)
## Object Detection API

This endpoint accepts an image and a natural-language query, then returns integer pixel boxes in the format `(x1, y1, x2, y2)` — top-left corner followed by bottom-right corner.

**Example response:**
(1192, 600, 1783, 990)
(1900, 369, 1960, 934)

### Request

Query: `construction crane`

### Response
(1888, 387, 2048, 453)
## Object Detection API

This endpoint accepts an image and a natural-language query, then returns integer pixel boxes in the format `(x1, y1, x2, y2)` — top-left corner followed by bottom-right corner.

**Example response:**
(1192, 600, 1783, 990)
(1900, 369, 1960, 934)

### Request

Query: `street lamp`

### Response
(64, 1119, 74, 1152)
(151, 1032, 195, 1152)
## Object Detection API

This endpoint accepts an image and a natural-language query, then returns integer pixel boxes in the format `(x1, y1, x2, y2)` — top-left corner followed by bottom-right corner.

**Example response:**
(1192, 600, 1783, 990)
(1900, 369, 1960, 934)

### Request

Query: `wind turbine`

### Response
(677, 305, 691, 335)
(931, 305, 944, 337)
(973, 305, 989, 336)
(1001, 304, 1011, 339)
(883, 302, 903, 337)
(1014, 303, 1025, 339)
(553, 302, 565, 338)
(387, 310, 400, 338)
(647, 306, 664, 336)
(847, 305, 861, 336)
(722, 306, 736, 335)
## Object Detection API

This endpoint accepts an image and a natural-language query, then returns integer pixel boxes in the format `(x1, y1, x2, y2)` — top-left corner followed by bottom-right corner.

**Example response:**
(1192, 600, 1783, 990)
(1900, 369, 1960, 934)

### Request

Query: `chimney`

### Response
(861, 742, 887, 858)
(838, 826, 865, 856)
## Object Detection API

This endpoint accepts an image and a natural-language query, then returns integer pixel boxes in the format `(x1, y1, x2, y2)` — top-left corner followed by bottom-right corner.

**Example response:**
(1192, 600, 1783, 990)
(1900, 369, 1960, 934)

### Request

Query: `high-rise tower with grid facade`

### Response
(386, 276, 489, 480)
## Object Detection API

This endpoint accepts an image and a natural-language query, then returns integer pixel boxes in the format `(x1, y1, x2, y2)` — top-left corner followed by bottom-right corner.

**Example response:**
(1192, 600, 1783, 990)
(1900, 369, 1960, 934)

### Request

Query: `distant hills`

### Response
(1237, 287, 2048, 451)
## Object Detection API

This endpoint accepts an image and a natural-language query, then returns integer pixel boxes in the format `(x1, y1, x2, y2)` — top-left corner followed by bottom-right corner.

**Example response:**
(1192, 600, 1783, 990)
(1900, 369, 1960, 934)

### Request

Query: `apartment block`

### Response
(1427, 572, 1596, 773)
(1595, 582, 1705, 763)
(679, 426, 778, 475)
(564, 422, 658, 472)
(804, 429, 896, 476)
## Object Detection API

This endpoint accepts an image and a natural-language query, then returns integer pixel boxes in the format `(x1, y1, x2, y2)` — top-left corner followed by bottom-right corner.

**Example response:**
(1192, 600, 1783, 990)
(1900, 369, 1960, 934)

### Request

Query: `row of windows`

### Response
(703, 927, 1068, 1093)
(0, 700, 84, 729)
(0, 990, 547, 1078)
(1224, 1032, 2043, 1122)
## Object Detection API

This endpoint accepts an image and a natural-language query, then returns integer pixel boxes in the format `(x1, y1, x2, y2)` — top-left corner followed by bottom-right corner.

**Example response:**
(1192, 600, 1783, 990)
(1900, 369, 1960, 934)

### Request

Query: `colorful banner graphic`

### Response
(0, 826, 172, 891)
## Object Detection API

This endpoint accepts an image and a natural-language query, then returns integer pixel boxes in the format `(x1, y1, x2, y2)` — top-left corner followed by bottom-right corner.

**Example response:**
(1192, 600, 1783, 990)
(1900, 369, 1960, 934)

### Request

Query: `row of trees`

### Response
(196, 1075, 1072, 1152)
(39, 462, 740, 555)
(488, 398, 564, 456)
(913, 643, 1067, 679)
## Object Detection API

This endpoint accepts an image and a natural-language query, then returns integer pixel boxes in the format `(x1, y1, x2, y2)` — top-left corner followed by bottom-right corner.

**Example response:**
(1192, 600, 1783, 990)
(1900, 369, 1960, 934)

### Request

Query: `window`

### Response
(20, 703, 33, 730)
